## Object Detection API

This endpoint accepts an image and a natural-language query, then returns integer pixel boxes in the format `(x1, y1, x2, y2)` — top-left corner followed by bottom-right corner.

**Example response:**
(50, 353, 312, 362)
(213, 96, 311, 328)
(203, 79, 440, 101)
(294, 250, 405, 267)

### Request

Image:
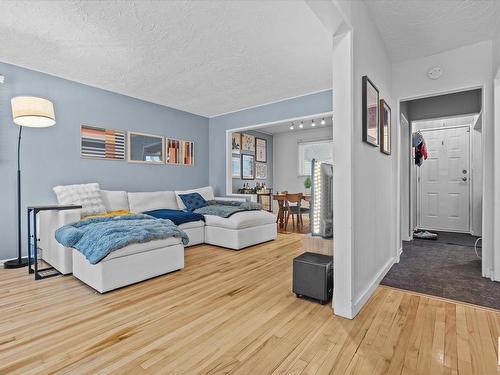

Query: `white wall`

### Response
(392, 41, 495, 279)
(273, 127, 333, 193)
(331, 0, 397, 317)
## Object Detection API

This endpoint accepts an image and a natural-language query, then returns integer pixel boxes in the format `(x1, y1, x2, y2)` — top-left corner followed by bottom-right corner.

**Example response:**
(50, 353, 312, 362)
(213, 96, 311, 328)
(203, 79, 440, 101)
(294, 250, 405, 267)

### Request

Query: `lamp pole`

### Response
(4, 126, 28, 268)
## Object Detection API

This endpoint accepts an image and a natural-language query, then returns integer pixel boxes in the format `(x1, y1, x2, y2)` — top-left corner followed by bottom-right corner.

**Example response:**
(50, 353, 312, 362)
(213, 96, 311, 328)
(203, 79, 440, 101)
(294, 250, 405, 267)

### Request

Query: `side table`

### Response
(27, 204, 82, 280)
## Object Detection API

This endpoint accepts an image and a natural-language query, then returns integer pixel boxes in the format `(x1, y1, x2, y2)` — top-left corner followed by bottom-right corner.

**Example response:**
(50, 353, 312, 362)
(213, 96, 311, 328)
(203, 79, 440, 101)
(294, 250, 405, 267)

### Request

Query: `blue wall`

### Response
(0, 62, 209, 260)
(209, 90, 333, 195)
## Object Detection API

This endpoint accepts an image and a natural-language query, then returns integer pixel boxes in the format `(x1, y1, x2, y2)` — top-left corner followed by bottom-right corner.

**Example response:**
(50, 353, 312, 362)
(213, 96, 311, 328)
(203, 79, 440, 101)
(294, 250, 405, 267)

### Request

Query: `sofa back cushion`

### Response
(53, 183, 106, 217)
(128, 191, 178, 213)
(100, 190, 130, 212)
(175, 186, 214, 210)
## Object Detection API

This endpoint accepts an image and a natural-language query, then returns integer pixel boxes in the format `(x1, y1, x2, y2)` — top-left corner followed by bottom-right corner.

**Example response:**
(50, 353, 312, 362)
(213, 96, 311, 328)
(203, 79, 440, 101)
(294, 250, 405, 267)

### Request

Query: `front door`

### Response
(417, 126, 470, 233)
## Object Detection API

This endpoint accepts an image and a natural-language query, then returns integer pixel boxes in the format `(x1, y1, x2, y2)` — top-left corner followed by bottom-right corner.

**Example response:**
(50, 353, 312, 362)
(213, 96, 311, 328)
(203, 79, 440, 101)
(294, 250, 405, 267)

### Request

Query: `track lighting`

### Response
(311, 119, 316, 127)
(299, 121, 303, 129)
(289, 123, 294, 130)
(321, 118, 325, 125)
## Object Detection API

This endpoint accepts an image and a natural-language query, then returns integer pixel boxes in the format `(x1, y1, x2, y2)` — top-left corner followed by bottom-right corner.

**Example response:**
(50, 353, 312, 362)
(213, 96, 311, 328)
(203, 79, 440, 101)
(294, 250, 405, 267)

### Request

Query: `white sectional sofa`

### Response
(39, 186, 276, 292)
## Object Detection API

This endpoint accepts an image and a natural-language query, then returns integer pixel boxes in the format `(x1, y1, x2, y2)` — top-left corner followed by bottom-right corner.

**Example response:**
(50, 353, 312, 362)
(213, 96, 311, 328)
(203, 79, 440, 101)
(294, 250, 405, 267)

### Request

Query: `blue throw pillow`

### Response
(179, 192, 208, 211)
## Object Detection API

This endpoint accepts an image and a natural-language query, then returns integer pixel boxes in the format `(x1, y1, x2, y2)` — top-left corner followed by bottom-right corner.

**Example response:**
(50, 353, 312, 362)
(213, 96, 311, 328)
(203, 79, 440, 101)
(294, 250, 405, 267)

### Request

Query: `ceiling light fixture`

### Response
(289, 123, 294, 130)
(311, 119, 316, 127)
(299, 121, 303, 129)
(321, 118, 325, 125)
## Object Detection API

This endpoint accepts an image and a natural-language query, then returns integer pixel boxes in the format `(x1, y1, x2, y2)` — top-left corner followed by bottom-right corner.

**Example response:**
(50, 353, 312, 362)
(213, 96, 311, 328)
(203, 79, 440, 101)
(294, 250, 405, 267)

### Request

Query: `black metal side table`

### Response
(27, 204, 82, 280)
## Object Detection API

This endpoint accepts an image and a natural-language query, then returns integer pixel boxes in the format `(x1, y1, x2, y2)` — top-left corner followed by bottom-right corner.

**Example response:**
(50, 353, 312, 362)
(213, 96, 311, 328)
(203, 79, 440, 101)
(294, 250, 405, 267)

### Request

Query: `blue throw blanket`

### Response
(194, 200, 262, 218)
(143, 209, 205, 225)
(55, 214, 189, 264)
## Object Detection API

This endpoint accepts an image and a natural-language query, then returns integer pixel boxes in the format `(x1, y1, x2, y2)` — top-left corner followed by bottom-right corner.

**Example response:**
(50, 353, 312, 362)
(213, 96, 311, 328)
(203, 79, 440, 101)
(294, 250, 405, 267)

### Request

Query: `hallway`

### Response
(382, 232, 500, 310)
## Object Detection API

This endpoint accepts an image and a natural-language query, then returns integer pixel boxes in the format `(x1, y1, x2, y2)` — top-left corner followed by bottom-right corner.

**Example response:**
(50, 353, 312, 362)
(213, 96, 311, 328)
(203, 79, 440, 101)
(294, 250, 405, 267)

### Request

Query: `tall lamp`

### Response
(4, 96, 56, 269)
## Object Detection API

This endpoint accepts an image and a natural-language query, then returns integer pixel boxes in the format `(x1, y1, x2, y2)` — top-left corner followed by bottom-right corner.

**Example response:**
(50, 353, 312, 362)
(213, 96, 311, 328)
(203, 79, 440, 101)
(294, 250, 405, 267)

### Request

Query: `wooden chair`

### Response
(285, 193, 310, 230)
(273, 192, 288, 228)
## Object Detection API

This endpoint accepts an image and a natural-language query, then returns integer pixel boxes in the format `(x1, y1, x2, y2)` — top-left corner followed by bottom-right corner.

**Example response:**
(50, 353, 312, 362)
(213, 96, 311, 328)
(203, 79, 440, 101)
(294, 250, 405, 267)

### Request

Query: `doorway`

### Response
(416, 125, 471, 233)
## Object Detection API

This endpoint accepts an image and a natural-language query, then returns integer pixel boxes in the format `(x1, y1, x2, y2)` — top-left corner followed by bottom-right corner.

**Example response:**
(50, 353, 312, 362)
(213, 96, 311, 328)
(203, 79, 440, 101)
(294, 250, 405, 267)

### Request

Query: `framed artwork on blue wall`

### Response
(241, 154, 254, 180)
(232, 156, 241, 178)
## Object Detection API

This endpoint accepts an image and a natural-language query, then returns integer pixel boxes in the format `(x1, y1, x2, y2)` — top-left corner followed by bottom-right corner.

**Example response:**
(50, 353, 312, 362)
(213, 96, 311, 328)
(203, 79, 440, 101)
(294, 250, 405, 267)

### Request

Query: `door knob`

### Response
(462, 177, 467, 182)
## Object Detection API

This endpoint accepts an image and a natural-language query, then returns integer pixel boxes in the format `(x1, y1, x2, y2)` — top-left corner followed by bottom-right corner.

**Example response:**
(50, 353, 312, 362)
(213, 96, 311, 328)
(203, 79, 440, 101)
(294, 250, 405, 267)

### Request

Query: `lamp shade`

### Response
(11, 96, 56, 127)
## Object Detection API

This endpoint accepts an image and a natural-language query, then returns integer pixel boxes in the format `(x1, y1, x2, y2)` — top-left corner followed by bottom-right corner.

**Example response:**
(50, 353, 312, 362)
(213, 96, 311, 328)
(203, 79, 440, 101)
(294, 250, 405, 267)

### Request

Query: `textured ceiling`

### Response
(0, 0, 332, 117)
(364, 0, 500, 62)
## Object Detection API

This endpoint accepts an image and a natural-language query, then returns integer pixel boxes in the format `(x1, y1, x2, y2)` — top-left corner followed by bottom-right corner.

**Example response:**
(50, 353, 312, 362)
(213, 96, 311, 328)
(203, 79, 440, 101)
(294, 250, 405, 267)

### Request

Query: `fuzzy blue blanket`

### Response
(55, 214, 189, 264)
(194, 200, 262, 218)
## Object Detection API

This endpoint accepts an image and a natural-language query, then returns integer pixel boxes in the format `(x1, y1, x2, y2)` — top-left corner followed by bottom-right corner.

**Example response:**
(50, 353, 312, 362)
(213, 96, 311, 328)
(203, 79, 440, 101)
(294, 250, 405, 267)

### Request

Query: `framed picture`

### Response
(255, 162, 267, 179)
(241, 133, 255, 152)
(166, 138, 195, 166)
(379, 99, 391, 155)
(241, 154, 254, 180)
(81, 125, 125, 160)
(128, 131, 164, 164)
(232, 156, 241, 178)
(255, 138, 267, 162)
(231, 132, 241, 154)
(362, 76, 379, 147)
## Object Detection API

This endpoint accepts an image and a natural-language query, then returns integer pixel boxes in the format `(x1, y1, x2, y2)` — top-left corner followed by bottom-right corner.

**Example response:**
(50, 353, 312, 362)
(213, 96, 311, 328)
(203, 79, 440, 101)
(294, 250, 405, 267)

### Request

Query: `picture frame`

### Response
(255, 162, 267, 179)
(166, 138, 195, 166)
(241, 154, 255, 180)
(362, 76, 379, 147)
(255, 137, 267, 162)
(231, 132, 241, 154)
(128, 131, 165, 164)
(379, 99, 391, 155)
(241, 133, 255, 152)
(81, 125, 125, 160)
(232, 156, 241, 178)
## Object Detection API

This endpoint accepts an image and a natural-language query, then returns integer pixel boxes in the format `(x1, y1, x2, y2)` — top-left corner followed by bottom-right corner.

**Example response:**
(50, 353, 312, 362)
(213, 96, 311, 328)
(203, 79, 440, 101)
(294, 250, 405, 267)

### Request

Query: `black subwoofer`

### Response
(293, 252, 333, 305)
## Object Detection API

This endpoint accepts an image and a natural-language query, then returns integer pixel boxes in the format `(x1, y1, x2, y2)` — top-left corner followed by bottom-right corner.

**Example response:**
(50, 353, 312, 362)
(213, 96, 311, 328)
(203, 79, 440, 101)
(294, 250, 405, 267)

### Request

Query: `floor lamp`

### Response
(4, 96, 56, 269)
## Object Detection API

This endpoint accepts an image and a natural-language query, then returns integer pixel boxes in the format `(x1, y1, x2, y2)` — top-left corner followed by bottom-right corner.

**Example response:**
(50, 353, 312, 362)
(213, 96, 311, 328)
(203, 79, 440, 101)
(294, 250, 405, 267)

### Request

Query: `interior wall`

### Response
(334, 0, 397, 317)
(392, 40, 495, 279)
(0, 61, 209, 261)
(208, 90, 333, 196)
(273, 126, 333, 194)
(231, 129, 273, 193)
(399, 102, 411, 240)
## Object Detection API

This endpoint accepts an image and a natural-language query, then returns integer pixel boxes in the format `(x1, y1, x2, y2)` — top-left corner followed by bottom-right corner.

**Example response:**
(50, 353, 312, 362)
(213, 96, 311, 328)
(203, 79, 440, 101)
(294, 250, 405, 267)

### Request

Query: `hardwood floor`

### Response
(1, 233, 499, 374)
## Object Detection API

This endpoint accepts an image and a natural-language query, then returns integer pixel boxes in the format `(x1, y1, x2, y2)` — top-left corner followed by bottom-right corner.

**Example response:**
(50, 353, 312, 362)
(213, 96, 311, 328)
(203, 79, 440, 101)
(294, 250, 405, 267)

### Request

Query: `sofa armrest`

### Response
(39, 209, 81, 274)
(214, 196, 247, 202)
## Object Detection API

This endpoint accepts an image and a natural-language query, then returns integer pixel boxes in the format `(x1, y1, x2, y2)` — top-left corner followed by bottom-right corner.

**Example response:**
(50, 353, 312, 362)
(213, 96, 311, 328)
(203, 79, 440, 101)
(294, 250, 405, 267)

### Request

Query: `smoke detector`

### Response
(427, 67, 443, 80)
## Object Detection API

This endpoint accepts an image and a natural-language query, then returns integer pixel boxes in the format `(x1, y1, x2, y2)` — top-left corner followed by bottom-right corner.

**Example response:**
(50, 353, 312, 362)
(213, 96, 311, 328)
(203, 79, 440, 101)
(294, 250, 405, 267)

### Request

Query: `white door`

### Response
(417, 126, 470, 232)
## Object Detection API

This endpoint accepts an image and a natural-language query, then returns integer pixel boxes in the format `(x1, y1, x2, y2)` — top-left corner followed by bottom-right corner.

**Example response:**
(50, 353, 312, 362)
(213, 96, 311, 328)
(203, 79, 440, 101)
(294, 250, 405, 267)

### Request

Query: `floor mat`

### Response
(381, 231, 500, 310)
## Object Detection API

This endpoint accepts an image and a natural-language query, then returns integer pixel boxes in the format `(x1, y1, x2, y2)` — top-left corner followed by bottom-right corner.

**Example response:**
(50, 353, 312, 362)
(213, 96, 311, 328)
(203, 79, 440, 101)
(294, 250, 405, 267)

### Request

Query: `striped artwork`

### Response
(81, 125, 125, 160)
(166, 138, 194, 166)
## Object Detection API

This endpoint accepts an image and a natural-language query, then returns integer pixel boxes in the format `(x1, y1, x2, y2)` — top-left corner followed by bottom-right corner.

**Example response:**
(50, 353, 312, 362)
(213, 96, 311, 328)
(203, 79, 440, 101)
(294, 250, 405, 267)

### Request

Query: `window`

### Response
(297, 139, 333, 176)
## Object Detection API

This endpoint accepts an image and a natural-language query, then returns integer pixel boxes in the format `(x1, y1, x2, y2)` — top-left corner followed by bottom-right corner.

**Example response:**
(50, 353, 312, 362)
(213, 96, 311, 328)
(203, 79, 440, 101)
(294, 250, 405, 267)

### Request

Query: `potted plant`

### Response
(304, 176, 311, 195)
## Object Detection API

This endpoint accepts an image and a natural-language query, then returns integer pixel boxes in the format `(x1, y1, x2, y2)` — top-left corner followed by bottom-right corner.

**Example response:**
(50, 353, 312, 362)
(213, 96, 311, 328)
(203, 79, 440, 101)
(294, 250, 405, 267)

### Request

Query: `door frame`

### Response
(415, 124, 473, 234)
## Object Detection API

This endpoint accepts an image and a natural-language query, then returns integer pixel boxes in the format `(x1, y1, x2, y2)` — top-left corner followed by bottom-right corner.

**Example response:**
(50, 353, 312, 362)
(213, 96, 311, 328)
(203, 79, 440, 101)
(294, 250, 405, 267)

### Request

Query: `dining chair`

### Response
(272, 192, 288, 228)
(285, 193, 310, 230)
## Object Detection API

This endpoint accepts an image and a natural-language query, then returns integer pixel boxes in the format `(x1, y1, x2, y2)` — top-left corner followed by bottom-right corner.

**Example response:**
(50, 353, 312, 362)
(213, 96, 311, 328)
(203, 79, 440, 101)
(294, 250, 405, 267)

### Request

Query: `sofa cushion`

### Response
(128, 191, 178, 213)
(53, 183, 106, 217)
(175, 186, 214, 210)
(102, 237, 181, 261)
(179, 192, 208, 211)
(178, 220, 205, 230)
(204, 210, 276, 229)
(100, 190, 130, 212)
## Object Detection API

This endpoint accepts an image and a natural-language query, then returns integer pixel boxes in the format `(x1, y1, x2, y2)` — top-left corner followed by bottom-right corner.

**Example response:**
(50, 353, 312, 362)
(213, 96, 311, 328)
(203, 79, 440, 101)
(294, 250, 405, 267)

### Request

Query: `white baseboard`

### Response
(352, 255, 396, 317)
(395, 247, 403, 263)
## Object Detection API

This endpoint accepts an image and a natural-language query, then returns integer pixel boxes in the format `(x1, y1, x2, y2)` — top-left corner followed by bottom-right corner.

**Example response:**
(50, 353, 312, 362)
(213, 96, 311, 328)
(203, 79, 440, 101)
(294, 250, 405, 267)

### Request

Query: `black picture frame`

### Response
(362, 76, 380, 147)
(241, 154, 255, 180)
(379, 99, 391, 155)
(255, 137, 267, 162)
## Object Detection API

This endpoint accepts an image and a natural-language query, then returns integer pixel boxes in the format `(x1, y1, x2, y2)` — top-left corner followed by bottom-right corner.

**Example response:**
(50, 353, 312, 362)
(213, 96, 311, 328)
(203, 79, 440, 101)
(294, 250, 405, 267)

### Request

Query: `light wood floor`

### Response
(1, 233, 499, 374)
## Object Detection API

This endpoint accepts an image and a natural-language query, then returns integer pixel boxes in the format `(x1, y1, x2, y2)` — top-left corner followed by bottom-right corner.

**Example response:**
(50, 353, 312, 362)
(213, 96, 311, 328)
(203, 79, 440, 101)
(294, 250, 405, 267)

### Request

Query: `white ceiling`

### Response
(364, 0, 500, 62)
(0, 1, 332, 117)
(253, 116, 333, 134)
